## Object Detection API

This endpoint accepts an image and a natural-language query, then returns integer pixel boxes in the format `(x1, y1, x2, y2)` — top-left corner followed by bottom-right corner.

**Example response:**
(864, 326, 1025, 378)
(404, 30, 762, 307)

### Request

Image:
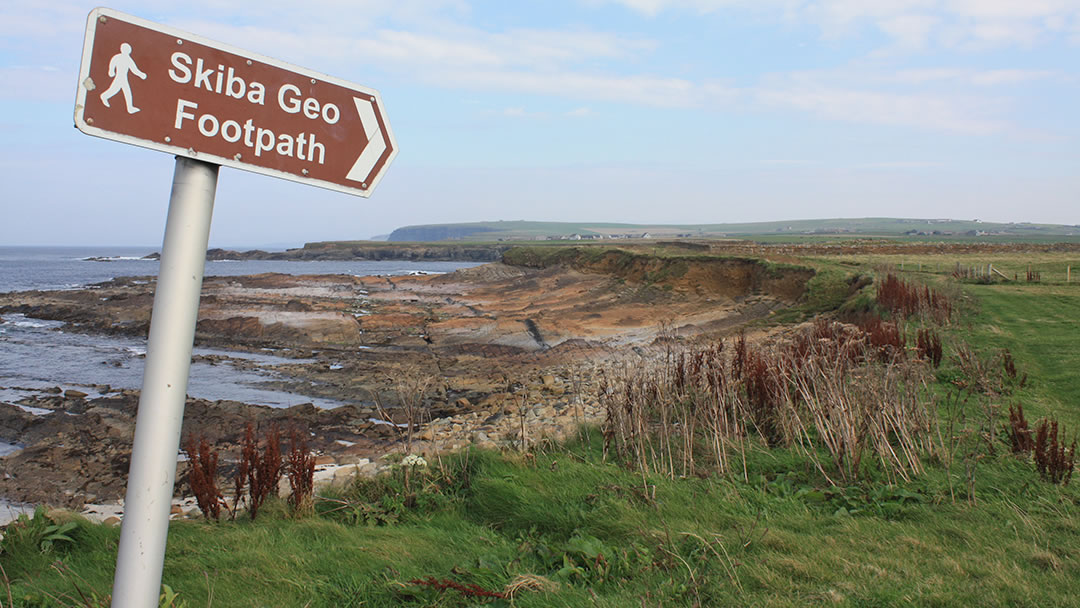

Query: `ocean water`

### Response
(0, 246, 481, 407)
(0, 246, 479, 293)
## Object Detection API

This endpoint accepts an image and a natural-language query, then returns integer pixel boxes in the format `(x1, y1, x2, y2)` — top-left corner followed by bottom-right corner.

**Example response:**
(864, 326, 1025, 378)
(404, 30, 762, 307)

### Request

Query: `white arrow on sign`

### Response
(347, 96, 388, 186)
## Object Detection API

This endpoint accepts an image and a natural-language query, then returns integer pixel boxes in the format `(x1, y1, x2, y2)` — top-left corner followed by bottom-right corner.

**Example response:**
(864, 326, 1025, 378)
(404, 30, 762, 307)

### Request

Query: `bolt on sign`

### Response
(75, 7, 397, 196)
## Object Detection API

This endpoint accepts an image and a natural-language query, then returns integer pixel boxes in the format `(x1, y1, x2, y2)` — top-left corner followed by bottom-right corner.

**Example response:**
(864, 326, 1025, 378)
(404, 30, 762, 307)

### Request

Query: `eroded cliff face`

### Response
(1, 250, 814, 354)
(501, 246, 814, 303)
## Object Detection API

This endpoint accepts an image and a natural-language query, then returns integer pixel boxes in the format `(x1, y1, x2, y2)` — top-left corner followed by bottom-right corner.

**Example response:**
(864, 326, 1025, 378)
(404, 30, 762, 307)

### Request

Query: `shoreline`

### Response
(0, 253, 811, 512)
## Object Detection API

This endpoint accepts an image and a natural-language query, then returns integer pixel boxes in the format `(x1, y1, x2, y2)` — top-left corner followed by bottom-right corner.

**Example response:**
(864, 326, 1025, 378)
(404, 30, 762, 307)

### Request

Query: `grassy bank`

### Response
(3, 266, 1079, 607)
(4, 436, 1078, 606)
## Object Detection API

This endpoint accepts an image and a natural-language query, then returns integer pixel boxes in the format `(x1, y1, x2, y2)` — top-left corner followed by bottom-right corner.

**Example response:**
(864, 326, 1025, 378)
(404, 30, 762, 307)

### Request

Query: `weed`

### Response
(602, 321, 937, 486)
(1001, 348, 1026, 387)
(0, 507, 77, 556)
(181, 434, 223, 520)
(240, 422, 282, 521)
(916, 328, 944, 368)
(286, 429, 316, 514)
(853, 314, 906, 361)
(1006, 403, 1034, 455)
(1034, 418, 1076, 485)
(875, 273, 954, 323)
(951, 343, 1023, 397)
(406, 576, 506, 600)
(386, 364, 437, 452)
(321, 450, 474, 527)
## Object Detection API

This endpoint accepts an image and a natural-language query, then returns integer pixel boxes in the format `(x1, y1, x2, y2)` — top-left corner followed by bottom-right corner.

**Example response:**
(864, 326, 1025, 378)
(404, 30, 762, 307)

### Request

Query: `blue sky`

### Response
(2, 1, 1078, 246)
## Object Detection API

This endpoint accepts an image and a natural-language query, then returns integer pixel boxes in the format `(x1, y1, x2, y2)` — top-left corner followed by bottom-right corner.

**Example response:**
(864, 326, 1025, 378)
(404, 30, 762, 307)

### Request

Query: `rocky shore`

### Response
(141, 242, 511, 262)
(0, 249, 814, 513)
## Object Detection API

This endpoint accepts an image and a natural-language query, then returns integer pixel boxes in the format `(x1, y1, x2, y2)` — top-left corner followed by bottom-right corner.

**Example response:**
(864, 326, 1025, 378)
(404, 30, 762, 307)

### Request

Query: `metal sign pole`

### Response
(111, 156, 218, 608)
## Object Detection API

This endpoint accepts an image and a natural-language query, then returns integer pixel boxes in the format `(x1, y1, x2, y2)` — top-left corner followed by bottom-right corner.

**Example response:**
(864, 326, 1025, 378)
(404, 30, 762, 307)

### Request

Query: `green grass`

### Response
(961, 282, 1080, 428)
(5, 262, 1080, 607)
(4, 437, 1079, 607)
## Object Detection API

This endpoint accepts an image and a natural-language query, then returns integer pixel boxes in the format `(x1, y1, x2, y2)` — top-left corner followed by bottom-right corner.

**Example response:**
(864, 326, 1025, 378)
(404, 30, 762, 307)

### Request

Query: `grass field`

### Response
(3, 256, 1079, 607)
(964, 283, 1080, 428)
(815, 252, 1079, 285)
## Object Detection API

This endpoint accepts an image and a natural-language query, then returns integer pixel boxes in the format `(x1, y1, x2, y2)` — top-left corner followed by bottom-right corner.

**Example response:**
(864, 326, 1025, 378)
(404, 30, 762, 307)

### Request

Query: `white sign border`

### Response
(74, 7, 398, 198)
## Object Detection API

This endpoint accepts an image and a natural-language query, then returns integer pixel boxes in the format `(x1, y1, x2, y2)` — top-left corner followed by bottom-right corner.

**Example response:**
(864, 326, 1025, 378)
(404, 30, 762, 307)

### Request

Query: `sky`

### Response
(1, 1, 1078, 247)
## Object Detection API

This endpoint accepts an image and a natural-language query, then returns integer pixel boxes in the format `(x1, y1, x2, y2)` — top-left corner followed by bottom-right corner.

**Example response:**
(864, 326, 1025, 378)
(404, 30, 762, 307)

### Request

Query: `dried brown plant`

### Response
(241, 422, 282, 521)
(1006, 403, 1034, 455)
(1034, 418, 1076, 485)
(601, 318, 938, 485)
(182, 434, 222, 520)
(916, 328, 943, 368)
(388, 364, 436, 452)
(875, 273, 954, 324)
(287, 428, 316, 513)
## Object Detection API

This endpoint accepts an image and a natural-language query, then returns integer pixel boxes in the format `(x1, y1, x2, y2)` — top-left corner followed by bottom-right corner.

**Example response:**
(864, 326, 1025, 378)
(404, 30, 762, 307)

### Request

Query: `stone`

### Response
(531, 406, 556, 419)
(314, 454, 335, 466)
(540, 375, 557, 386)
(478, 392, 512, 408)
(64, 389, 88, 400)
(332, 466, 358, 487)
(103, 516, 121, 526)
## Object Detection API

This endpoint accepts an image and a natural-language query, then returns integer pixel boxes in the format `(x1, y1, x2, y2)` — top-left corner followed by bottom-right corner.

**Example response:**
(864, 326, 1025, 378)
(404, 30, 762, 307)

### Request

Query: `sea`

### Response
(0, 246, 478, 293)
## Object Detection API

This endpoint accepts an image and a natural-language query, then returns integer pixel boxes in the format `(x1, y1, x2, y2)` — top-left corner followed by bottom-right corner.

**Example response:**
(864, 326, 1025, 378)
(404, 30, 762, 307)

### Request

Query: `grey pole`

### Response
(111, 156, 218, 608)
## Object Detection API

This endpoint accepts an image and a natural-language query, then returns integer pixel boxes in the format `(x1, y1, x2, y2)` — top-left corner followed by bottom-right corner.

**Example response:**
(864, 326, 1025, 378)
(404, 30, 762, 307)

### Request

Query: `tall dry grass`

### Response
(600, 320, 939, 485)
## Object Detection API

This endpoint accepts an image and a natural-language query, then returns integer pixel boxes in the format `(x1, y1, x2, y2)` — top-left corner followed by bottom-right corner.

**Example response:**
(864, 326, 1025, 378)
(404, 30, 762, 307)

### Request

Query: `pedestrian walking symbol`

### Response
(100, 43, 146, 114)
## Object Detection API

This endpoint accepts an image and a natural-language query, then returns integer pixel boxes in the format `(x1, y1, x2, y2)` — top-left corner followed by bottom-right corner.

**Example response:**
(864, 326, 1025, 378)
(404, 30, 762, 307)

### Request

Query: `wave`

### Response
(3, 314, 64, 329)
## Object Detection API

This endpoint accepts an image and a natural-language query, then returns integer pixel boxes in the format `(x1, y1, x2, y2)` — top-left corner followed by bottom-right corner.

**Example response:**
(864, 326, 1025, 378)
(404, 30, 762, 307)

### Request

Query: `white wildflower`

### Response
(401, 454, 428, 468)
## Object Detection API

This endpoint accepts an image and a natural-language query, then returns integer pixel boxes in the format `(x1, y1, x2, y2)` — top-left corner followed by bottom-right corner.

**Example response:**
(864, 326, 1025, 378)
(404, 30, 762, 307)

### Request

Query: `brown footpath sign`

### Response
(75, 8, 397, 196)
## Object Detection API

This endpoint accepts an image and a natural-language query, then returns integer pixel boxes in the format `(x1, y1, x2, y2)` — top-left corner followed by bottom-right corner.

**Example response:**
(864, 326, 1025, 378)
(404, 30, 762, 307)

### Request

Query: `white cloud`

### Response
(890, 68, 1057, 86)
(857, 161, 943, 169)
(594, 0, 1080, 49)
(446, 69, 700, 107)
(0, 2, 1062, 137)
(0, 2, 86, 39)
(0, 66, 75, 101)
(877, 14, 940, 49)
(755, 83, 1007, 134)
(164, 20, 655, 75)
